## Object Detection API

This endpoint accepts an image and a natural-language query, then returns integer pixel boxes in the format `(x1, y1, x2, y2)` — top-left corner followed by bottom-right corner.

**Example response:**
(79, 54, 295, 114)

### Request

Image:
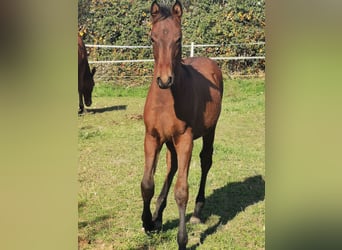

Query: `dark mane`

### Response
(151, 5, 172, 23)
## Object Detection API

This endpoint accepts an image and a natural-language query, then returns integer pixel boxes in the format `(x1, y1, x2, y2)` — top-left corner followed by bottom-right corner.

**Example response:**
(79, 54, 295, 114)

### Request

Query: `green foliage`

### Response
(78, 1, 150, 46)
(78, 0, 265, 77)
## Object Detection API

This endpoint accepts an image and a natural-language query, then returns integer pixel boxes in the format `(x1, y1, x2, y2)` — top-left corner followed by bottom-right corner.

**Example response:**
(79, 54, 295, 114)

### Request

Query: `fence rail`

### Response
(85, 42, 265, 48)
(88, 56, 265, 64)
(85, 42, 265, 83)
(86, 42, 265, 63)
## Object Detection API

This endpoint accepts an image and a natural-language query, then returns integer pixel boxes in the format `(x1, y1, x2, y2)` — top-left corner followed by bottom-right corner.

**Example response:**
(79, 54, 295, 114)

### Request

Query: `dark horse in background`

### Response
(141, 1, 223, 249)
(78, 34, 96, 114)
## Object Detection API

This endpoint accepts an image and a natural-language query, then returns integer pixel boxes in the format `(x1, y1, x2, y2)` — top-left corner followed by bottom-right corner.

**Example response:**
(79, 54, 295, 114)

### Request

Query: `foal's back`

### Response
(183, 57, 223, 92)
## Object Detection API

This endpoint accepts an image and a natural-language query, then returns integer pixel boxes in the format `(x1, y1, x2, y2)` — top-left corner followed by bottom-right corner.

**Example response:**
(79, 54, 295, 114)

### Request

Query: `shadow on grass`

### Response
(85, 105, 127, 114)
(78, 214, 111, 229)
(162, 175, 265, 249)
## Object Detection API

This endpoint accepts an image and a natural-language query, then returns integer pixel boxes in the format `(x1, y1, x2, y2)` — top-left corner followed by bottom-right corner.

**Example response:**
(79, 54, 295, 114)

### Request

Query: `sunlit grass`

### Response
(78, 78, 265, 249)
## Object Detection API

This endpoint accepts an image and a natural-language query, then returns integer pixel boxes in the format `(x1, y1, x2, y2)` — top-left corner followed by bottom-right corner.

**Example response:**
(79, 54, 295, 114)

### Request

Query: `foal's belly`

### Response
(146, 113, 216, 143)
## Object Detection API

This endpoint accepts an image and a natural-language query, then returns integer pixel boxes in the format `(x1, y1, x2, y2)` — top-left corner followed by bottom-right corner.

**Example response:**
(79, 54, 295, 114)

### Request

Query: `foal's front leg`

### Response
(152, 141, 178, 231)
(141, 134, 161, 232)
(173, 132, 193, 250)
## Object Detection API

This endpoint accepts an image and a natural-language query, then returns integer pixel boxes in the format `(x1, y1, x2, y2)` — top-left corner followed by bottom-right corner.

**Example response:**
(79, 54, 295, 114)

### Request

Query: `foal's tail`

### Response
(211, 59, 224, 95)
(217, 66, 224, 95)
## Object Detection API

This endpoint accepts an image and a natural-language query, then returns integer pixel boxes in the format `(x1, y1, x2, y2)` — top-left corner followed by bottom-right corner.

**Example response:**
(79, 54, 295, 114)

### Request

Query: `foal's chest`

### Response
(145, 105, 187, 141)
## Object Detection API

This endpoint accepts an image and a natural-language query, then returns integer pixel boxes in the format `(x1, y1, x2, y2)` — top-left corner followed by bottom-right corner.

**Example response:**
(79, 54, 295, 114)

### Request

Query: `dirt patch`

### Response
(127, 114, 143, 120)
(78, 236, 91, 249)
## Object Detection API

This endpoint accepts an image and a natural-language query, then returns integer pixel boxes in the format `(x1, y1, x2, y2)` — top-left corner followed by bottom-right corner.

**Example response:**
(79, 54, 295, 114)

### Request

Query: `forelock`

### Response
(151, 5, 172, 23)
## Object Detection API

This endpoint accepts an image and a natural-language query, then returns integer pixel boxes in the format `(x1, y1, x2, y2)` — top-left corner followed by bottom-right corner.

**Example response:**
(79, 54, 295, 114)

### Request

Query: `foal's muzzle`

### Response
(84, 95, 92, 107)
(85, 99, 92, 107)
(157, 76, 174, 89)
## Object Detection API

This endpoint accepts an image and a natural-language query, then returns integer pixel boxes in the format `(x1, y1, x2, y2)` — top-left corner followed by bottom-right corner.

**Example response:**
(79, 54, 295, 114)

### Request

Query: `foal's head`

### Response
(150, 0, 183, 89)
(83, 67, 96, 106)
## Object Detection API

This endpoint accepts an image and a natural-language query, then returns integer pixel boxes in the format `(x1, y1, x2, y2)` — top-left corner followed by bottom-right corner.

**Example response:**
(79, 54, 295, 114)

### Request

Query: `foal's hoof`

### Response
(142, 220, 162, 234)
(190, 215, 201, 224)
(153, 220, 162, 232)
(142, 222, 155, 234)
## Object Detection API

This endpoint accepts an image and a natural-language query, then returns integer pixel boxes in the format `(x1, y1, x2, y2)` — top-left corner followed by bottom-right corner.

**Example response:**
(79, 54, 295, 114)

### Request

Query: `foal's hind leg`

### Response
(152, 141, 178, 231)
(190, 127, 216, 224)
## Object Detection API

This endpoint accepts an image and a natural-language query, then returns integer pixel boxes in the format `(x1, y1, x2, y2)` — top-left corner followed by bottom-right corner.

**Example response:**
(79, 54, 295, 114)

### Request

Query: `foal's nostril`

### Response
(168, 77, 173, 85)
(157, 77, 162, 88)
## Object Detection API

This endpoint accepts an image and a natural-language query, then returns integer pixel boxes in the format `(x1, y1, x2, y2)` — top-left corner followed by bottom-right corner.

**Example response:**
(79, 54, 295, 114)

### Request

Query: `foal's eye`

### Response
(150, 37, 155, 43)
(176, 38, 181, 44)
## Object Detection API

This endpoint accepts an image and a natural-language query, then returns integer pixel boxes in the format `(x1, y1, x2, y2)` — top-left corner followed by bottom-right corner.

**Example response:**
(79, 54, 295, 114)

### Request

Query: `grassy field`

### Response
(78, 78, 265, 249)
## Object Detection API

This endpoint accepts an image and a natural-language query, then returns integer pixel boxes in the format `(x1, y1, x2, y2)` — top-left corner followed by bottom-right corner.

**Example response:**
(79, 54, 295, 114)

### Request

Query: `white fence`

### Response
(85, 42, 265, 82)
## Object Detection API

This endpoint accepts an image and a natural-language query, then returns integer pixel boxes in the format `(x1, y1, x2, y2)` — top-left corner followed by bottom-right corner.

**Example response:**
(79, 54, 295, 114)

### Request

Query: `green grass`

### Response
(78, 78, 265, 249)
(92, 83, 150, 98)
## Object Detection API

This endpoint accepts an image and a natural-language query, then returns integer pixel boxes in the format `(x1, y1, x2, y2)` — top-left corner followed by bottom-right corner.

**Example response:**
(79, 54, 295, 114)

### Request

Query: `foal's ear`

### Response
(172, 0, 183, 18)
(150, 1, 160, 18)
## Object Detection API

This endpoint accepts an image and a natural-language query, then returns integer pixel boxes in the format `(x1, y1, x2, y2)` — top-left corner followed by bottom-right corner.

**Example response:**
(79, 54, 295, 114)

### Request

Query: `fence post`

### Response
(190, 42, 194, 57)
